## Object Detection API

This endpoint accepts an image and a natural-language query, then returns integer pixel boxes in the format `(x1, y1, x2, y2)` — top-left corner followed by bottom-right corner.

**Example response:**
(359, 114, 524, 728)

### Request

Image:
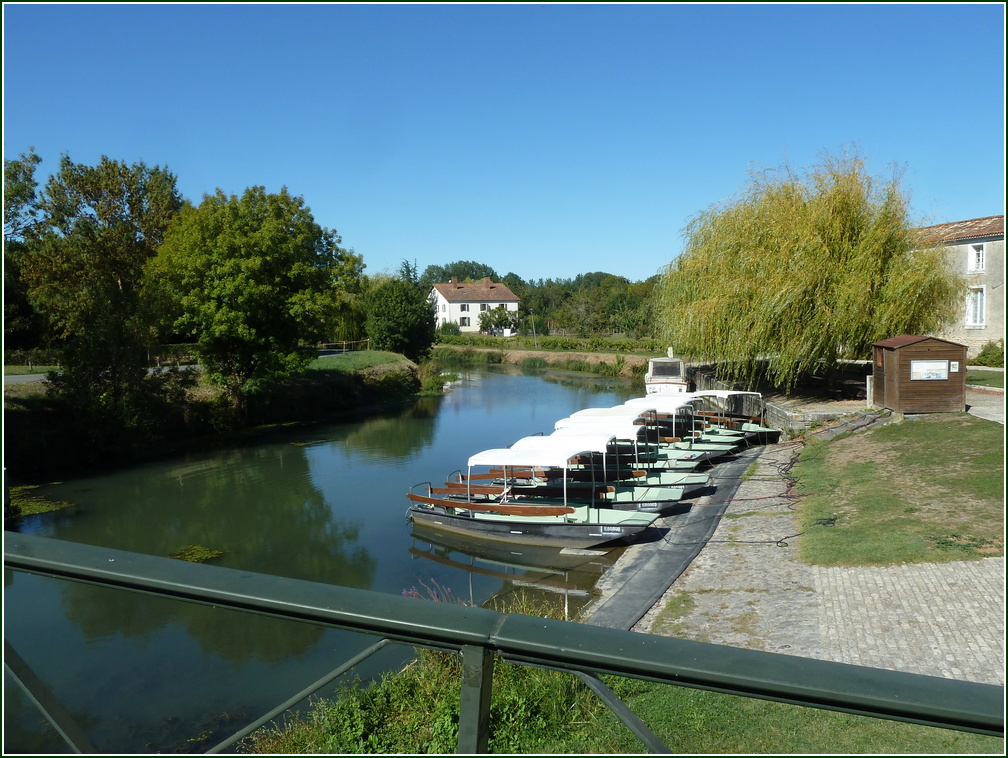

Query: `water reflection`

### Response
(408, 523, 622, 620)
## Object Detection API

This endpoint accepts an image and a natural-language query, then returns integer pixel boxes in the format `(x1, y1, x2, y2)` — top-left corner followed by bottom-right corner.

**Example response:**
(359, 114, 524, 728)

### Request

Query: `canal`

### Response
(4, 366, 642, 753)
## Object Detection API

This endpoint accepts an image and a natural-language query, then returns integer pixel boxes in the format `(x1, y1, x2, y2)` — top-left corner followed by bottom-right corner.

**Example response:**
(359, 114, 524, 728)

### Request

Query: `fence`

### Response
(318, 339, 371, 353)
(4, 533, 1003, 753)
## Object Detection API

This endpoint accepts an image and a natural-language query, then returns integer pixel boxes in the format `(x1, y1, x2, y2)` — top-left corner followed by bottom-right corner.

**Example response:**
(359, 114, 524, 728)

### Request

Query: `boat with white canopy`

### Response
(406, 437, 661, 548)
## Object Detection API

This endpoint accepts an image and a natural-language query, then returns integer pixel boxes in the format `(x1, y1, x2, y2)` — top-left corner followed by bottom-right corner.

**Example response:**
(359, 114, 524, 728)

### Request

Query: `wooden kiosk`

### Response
(872, 335, 967, 413)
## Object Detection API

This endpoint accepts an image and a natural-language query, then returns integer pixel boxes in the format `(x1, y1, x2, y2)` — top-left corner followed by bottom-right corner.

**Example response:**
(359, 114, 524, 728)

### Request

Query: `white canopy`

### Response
(467, 439, 597, 469)
(511, 431, 617, 454)
(553, 416, 646, 441)
(567, 406, 650, 421)
(623, 395, 697, 412)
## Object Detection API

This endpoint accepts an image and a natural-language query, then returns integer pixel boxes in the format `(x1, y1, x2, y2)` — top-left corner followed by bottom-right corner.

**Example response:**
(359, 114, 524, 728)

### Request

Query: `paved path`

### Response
(966, 386, 1005, 424)
(624, 441, 1005, 687)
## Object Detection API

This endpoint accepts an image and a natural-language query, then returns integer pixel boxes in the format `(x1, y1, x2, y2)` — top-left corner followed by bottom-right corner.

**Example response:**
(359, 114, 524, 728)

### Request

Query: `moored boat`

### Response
(406, 440, 662, 548)
(644, 349, 691, 395)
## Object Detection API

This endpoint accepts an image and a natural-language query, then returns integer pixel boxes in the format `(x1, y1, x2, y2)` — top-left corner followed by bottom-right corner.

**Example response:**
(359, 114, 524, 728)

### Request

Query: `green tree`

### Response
(20, 154, 183, 427)
(3, 148, 47, 348)
(418, 260, 499, 288)
(146, 186, 361, 409)
(366, 261, 436, 361)
(655, 149, 962, 390)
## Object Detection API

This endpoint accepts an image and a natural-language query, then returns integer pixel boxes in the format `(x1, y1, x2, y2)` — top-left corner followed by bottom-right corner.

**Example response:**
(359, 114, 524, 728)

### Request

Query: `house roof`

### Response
(872, 334, 967, 349)
(431, 277, 520, 303)
(916, 215, 1004, 244)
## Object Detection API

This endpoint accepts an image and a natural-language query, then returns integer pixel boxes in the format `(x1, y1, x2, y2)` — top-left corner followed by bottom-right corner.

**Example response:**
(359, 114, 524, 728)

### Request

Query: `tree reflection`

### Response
(337, 396, 440, 460)
(55, 440, 376, 663)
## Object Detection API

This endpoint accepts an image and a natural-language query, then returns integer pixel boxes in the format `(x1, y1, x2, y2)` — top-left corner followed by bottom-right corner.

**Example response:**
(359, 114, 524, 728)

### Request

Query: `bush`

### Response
(974, 340, 1004, 368)
(4, 348, 62, 366)
(436, 321, 461, 337)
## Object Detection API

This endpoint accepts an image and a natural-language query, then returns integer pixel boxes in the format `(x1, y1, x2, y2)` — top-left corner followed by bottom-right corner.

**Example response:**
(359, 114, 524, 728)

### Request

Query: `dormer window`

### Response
(968, 243, 985, 272)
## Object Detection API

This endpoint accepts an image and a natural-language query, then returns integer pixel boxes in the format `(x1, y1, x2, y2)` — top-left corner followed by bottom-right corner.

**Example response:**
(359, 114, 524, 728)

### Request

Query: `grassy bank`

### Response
(794, 413, 1004, 566)
(3, 351, 423, 487)
(433, 344, 648, 379)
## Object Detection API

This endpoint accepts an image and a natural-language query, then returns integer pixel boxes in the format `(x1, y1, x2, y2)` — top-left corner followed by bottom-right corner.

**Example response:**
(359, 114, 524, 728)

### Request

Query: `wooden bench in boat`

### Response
(437, 480, 614, 499)
(407, 492, 575, 516)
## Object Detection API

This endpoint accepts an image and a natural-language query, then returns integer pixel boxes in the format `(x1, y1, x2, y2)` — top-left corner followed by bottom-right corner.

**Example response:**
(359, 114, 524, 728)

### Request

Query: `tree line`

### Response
(2, 150, 662, 433)
(5, 145, 962, 431)
(418, 261, 661, 339)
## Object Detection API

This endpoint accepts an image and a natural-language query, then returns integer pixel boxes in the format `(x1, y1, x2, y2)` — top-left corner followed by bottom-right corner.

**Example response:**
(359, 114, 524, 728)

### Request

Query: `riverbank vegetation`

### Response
(2, 350, 423, 485)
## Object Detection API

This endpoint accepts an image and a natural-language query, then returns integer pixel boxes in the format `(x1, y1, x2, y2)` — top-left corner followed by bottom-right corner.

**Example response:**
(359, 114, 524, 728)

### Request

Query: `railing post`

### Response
(458, 645, 494, 753)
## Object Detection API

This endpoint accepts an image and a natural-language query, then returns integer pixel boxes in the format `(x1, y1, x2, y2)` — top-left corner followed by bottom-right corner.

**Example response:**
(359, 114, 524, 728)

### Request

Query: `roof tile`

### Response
(431, 278, 520, 303)
(916, 215, 1004, 244)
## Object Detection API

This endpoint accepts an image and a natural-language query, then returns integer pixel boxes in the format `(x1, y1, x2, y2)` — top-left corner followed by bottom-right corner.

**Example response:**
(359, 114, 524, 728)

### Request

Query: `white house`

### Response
(919, 214, 1005, 359)
(430, 277, 521, 334)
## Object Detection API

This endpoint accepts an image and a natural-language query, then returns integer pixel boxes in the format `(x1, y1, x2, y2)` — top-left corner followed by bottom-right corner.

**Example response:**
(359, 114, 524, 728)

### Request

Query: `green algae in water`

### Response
(8, 484, 75, 516)
(169, 544, 225, 563)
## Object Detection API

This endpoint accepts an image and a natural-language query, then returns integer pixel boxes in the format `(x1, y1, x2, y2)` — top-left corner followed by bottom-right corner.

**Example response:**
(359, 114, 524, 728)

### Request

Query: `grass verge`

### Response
(793, 413, 1004, 566)
(243, 587, 1001, 754)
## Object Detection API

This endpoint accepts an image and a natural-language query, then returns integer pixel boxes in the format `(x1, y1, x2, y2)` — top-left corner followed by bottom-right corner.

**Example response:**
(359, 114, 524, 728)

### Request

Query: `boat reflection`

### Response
(408, 523, 623, 619)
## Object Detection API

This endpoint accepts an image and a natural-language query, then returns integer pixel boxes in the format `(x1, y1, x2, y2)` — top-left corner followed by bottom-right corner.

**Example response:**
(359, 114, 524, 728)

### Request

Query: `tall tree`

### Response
(3, 148, 46, 348)
(366, 261, 436, 361)
(418, 260, 499, 288)
(655, 149, 962, 390)
(146, 186, 361, 409)
(20, 154, 183, 425)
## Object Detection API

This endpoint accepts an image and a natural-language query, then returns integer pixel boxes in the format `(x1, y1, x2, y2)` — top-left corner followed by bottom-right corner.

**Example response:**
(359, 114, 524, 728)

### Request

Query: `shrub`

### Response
(436, 321, 462, 337)
(521, 356, 549, 370)
(974, 340, 1004, 368)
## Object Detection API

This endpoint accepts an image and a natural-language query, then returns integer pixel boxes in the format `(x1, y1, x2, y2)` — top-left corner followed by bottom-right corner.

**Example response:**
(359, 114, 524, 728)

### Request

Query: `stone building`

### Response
(919, 214, 1004, 359)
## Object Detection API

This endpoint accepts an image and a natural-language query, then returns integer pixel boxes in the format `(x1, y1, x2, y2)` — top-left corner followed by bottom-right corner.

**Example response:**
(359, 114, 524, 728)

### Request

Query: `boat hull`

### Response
(407, 504, 658, 549)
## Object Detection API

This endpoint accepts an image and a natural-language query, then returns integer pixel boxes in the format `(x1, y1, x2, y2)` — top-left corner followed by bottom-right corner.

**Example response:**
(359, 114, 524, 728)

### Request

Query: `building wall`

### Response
(431, 292, 519, 333)
(935, 235, 1005, 358)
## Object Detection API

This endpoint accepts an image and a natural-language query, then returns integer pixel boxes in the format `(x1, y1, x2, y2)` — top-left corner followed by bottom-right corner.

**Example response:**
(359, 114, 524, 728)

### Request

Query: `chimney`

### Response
(484, 277, 491, 285)
(450, 276, 458, 287)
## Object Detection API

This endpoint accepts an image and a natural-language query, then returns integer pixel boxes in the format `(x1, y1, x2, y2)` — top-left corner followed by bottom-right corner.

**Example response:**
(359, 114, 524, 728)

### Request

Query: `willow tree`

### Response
(655, 150, 963, 390)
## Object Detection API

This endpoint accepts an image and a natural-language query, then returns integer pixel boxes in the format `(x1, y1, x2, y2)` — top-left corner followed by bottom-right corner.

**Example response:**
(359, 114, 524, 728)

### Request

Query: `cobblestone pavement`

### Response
(633, 442, 1006, 687)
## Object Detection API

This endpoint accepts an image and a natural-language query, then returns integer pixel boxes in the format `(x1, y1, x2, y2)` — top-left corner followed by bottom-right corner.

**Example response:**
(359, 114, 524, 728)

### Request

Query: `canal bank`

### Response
(585, 397, 1005, 688)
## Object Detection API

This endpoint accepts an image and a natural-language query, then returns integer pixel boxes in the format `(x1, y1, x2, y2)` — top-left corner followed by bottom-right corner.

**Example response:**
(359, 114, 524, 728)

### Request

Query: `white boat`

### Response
(406, 438, 662, 548)
(645, 349, 691, 395)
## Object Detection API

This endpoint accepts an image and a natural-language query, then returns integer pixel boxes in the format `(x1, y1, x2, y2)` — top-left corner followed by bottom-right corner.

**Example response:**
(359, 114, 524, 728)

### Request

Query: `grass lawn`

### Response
(967, 369, 1005, 388)
(307, 350, 415, 373)
(793, 413, 1004, 566)
(3, 364, 59, 375)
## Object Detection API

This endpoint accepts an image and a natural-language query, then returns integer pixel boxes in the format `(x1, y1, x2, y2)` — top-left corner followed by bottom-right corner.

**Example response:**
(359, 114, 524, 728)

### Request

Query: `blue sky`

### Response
(3, 3, 1004, 283)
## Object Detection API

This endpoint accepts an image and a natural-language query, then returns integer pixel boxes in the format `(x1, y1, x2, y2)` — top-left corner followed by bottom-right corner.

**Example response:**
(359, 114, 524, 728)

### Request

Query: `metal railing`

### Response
(4, 533, 1003, 753)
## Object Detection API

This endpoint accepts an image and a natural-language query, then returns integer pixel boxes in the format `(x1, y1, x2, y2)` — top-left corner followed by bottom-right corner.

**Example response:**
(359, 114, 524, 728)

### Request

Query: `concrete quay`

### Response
(586, 403, 1005, 689)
